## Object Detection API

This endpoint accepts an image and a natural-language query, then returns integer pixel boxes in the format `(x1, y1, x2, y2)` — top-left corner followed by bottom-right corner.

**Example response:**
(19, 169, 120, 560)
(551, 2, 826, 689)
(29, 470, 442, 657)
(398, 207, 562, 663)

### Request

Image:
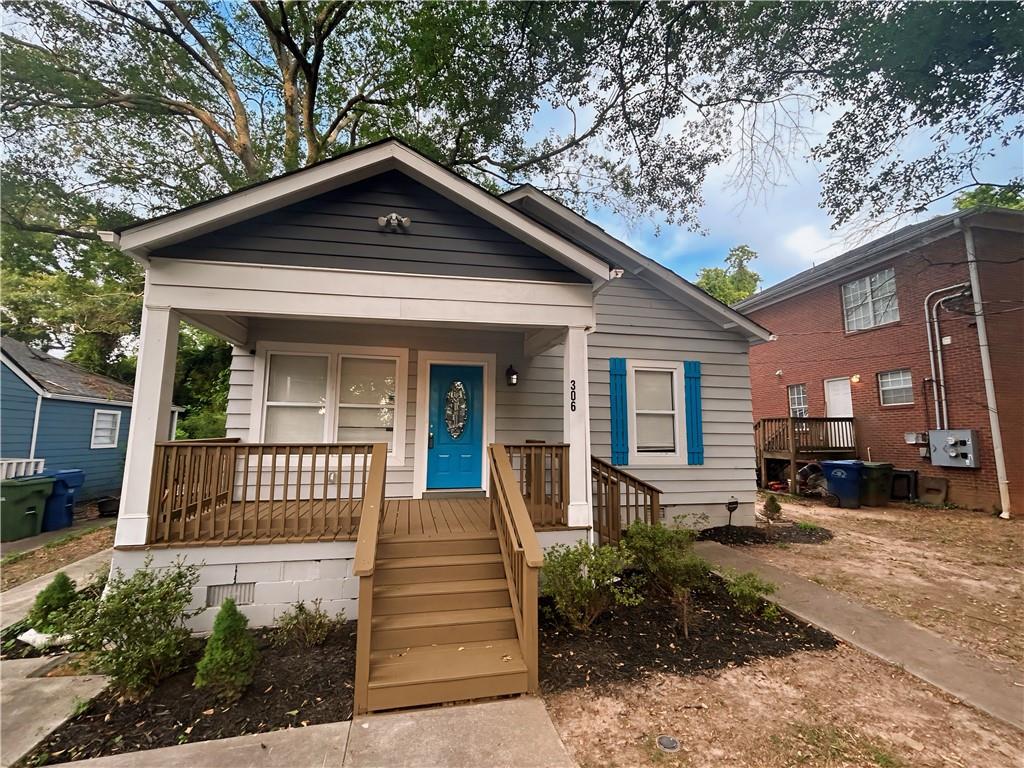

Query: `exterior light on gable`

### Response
(377, 212, 411, 231)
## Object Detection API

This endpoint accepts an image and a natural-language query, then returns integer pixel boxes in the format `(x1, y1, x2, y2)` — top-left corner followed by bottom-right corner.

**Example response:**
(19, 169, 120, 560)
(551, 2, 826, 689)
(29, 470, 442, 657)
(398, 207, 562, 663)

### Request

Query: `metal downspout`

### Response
(959, 223, 1012, 519)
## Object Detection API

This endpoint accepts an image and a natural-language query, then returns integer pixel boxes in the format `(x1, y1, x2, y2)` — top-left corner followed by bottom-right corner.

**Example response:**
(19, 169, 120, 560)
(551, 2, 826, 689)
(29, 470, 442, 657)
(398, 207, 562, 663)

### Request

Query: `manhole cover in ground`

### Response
(656, 735, 680, 753)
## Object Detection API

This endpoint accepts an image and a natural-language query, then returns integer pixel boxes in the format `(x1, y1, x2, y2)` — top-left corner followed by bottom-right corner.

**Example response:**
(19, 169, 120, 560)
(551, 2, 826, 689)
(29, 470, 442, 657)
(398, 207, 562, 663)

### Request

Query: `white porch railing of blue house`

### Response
(146, 439, 388, 546)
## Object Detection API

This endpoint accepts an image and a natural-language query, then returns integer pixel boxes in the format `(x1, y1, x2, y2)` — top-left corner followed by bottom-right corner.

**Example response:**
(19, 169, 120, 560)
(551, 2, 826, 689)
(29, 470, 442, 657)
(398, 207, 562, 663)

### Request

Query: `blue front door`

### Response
(426, 364, 484, 489)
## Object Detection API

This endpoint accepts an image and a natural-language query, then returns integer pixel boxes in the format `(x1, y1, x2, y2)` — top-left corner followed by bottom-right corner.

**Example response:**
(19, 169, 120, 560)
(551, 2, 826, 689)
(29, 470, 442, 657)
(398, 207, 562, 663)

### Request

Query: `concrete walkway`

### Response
(1, 548, 112, 630)
(1, 518, 114, 557)
(694, 540, 1024, 731)
(54, 696, 576, 768)
(0, 656, 107, 768)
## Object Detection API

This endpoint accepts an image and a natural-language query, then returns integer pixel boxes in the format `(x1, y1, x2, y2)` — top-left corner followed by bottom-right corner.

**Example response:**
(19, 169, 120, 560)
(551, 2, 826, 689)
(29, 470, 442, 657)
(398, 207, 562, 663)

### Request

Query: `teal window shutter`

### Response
(683, 360, 704, 465)
(609, 358, 629, 465)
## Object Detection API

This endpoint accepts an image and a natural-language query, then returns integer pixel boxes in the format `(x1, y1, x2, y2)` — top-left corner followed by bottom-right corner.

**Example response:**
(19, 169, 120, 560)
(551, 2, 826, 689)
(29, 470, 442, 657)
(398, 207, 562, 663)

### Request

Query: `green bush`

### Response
(541, 541, 641, 631)
(62, 557, 201, 699)
(274, 599, 342, 648)
(763, 494, 782, 521)
(194, 599, 257, 701)
(27, 572, 78, 633)
(721, 569, 776, 615)
(623, 520, 710, 596)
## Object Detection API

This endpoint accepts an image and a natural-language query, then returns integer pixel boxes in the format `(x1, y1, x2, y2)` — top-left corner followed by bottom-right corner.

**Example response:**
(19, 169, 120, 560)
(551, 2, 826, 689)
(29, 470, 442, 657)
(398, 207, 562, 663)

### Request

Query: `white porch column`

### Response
(563, 326, 592, 527)
(115, 305, 180, 547)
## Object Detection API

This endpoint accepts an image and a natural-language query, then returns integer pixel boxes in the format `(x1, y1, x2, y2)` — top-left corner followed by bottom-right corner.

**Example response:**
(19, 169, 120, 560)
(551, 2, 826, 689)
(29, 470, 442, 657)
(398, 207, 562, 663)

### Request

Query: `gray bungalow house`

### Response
(101, 139, 770, 713)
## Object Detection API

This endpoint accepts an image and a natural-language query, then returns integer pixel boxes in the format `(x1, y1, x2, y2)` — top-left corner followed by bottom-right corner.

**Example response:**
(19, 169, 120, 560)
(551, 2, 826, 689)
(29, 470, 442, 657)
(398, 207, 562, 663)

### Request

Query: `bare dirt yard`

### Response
(546, 644, 1024, 768)
(737, 497, 1023, 668)
(1, 523, 114, 591)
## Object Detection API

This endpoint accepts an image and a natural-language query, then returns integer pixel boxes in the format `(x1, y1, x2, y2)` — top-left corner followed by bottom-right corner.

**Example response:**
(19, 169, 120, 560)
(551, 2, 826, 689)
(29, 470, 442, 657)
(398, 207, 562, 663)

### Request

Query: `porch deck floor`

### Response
(141, 497, 515, 548)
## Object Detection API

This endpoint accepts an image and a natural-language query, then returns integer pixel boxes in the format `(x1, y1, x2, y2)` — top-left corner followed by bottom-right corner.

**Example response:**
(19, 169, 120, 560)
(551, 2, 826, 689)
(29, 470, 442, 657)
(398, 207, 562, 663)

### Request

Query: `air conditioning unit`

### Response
(928, 429, 980, 469)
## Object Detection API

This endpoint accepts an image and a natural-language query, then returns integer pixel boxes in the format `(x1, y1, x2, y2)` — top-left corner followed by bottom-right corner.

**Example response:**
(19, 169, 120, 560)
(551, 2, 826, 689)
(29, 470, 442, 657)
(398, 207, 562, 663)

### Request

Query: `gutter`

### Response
(98, 230, 149, 268)
(955, 219, 1012, 519)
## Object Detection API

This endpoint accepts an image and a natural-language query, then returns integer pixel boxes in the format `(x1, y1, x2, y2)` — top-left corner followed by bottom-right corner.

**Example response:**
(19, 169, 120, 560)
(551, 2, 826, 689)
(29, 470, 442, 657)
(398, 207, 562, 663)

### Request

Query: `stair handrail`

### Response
(351, 442, 389, 716)
(487, 443, 542, 692)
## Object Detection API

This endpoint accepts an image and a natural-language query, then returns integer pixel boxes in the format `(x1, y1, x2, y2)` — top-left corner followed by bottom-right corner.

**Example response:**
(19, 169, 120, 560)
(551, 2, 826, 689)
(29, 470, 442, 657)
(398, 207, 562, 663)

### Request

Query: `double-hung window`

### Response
(787, 384, 809, 418)
(91, 409, 121, 449)
(260, 346, 406, 458)
(878, 369, 913, 406)
(841, 267, 899, 331)
(627, 361, 684, 463)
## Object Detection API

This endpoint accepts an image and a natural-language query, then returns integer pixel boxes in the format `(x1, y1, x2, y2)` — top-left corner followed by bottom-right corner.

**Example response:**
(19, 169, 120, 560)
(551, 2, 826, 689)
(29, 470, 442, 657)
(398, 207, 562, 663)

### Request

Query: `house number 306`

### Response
(569, 379, 577, 412)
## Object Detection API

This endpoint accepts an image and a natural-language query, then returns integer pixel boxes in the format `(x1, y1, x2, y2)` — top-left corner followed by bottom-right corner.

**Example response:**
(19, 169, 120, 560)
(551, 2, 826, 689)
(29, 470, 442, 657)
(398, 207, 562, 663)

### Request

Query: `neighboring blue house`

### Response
(1, 337, 179, 500)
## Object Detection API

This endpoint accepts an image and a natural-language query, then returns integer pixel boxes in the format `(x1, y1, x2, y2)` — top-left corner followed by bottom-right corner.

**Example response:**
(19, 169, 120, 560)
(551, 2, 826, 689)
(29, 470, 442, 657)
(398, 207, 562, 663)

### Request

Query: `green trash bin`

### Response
(860, 462, 894, 507)
(1, 475, 55, 542)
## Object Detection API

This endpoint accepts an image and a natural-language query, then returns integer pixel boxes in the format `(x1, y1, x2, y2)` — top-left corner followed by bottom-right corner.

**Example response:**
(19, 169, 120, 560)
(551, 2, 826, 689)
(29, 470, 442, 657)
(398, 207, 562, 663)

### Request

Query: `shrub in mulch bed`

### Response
(698, 522, 834, 546)
(539, 579, 836, 693)
(18, 622, 356, 766)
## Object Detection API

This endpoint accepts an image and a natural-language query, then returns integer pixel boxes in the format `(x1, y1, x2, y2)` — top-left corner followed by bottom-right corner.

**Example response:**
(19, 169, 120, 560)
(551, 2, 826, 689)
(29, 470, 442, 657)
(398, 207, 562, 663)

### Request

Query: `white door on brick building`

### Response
(824, 377, 854, 417)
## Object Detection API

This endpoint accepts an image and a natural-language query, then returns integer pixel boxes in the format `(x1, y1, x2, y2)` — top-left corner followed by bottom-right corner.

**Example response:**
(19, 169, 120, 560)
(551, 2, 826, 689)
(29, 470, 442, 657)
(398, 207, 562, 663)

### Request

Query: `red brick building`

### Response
(736, 207, 1023, 514)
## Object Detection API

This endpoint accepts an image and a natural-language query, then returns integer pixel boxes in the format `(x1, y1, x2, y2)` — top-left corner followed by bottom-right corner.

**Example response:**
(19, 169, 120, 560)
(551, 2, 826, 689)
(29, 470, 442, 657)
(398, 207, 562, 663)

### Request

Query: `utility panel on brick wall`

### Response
(928, 429, 981, 469)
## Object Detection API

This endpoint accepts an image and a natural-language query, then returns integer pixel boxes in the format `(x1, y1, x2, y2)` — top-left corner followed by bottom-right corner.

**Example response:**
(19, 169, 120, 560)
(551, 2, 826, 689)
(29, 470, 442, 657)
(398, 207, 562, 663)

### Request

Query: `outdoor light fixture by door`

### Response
(850, 374, 861, 383)
(505, 366, 519, 386)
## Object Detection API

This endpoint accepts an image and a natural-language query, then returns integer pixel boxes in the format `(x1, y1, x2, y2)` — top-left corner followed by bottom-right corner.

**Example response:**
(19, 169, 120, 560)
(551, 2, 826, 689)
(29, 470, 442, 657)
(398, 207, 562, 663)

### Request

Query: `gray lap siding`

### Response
(589, 276, 757, 527)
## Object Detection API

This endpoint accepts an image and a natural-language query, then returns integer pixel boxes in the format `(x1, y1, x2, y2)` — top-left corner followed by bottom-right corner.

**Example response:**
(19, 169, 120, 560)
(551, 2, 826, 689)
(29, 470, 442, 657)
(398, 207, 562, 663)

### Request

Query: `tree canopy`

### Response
(953, 184, 1024, 211)
(2, 1, 1021, 431)
(696, 245, 761, 306)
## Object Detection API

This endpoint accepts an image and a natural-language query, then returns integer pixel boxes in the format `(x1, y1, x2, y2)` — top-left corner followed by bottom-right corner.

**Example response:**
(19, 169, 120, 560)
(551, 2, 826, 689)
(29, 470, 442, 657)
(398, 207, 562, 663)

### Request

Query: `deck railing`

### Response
(488, 444, 542, 693)
(351, 444, 390, 716)
(147, 440, 384, 546)
(591, 456, 662, 546)
(501, 443, 569, 528)
(757, 417, 857, 455)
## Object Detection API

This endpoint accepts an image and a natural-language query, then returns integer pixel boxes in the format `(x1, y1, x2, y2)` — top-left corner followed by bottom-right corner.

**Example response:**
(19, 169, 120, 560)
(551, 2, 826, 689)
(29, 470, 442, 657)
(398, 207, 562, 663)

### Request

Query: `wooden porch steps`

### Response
(365, 530, 528, 712)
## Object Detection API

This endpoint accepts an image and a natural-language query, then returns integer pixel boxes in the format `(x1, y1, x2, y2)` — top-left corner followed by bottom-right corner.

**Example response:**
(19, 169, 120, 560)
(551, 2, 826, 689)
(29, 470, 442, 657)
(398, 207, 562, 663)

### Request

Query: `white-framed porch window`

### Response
(90, 409, 122, 449)
(255, 343, 408, 462)
(627, 360, 685, 466)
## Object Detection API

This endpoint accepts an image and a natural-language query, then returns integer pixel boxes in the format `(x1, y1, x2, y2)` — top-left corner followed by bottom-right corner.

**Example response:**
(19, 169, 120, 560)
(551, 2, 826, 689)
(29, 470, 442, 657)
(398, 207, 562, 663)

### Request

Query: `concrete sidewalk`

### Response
(49, 696, 576, 768)
(694, 540, 1024, 731)
(1, 548, 112, 630)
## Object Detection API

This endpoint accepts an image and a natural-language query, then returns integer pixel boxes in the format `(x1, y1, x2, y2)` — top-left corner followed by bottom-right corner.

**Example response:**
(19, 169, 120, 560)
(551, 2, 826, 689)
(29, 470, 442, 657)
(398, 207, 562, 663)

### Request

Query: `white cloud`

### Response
(780, 224, 847, 267)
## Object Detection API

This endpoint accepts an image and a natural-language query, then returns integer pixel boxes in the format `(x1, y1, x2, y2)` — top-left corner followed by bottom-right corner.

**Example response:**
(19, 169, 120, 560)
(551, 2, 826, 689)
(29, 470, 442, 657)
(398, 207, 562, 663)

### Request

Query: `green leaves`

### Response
(696, 245, 761, 306)
(541, 541, 642, 631)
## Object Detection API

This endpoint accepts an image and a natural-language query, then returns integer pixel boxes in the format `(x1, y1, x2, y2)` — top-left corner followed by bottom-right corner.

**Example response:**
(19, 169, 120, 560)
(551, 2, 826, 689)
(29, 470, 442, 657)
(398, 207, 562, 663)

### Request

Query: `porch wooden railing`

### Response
(502, 443, 569, 528)
(146, 440, 384, 546)
(757, 416, 857, 455)
(351, 443, 390, 716)
(591, 456, 662, 546)
(488, 444, 542, 693)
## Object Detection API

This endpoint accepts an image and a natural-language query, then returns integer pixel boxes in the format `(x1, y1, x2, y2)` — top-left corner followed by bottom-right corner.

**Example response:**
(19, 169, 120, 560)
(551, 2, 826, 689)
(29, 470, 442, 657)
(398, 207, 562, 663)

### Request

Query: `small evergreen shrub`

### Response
(62, 556, 201, 699)
(194, 598, 257, 701)
(27, 572, 78, 633)
(541, 541, 641, 631)
(763, 494, 782, 522)
(274, 599, 342, 647)
(721, 569, 776, 615)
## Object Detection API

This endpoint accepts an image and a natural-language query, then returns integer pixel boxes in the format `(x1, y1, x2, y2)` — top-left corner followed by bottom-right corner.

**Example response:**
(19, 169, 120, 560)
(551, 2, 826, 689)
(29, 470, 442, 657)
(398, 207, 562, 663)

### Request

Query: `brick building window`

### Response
(878, 369, 914, 406)
(787, 384, 809, 417)
(841, 267, 899, 331)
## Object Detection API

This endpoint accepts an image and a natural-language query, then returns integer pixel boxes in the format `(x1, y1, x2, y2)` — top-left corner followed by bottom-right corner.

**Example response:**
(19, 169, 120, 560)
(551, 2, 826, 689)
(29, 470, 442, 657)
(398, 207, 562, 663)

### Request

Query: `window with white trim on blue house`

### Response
(608, 358, 703, 466)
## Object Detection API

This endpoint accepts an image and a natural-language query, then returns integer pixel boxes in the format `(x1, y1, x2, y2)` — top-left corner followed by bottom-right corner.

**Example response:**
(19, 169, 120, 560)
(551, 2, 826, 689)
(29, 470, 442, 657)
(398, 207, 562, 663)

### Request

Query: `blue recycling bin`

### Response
(41, 469, 86, 532)
(820, 460, 863, 509)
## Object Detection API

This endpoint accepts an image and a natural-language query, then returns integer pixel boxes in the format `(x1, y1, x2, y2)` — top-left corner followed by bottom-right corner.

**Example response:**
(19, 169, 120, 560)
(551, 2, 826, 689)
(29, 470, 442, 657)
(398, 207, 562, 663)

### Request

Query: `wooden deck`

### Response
(380, 498, 491, 538)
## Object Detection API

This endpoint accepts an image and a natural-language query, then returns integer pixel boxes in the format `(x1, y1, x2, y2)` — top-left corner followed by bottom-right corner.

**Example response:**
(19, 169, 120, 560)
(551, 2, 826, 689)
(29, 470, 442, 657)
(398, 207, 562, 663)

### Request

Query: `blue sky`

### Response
(553, 121, 1021, 290)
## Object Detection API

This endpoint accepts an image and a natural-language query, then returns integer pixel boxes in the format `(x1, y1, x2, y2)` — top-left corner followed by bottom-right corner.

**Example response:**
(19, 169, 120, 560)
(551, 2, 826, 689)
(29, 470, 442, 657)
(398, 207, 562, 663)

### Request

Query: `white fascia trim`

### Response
(502, 187, 772, 343)
(116, 142, 612, 284)
(2, 355, 45, 395)
(412, 350, 496, 499)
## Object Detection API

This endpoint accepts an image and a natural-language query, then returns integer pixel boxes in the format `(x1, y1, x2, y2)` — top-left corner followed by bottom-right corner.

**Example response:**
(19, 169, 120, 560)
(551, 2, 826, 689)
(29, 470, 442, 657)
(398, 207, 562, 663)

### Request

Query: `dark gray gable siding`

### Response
(155, 170, 588, 283)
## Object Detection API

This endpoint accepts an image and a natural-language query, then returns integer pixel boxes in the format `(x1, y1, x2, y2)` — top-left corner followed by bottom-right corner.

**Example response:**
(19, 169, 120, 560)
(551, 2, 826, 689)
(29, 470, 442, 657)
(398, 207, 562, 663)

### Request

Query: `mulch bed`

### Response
(19, 623, 356, 766)
(539, 581, 837, 693)
(698, 522, 834, 546)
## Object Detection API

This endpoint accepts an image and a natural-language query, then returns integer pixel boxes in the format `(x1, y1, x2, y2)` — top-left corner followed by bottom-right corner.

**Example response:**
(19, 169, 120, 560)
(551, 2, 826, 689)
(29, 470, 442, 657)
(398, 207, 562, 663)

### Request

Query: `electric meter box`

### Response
(928, 429, 981, 469)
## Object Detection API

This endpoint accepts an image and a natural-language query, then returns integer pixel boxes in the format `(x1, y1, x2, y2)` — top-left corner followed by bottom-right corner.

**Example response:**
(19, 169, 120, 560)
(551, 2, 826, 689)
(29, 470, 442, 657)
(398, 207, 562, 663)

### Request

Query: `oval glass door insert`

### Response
(444, 381, 468, 439)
